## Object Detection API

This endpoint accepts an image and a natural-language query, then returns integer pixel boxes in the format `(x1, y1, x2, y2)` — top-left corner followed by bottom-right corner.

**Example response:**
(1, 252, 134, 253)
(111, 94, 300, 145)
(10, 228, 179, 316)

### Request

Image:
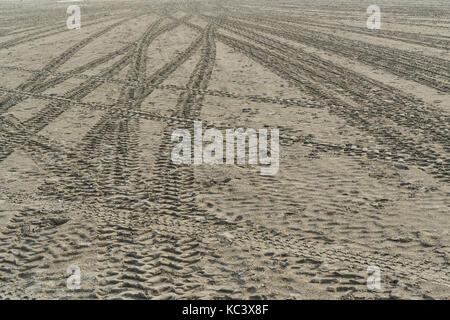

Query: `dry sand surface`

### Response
(0, 0, 448, 299)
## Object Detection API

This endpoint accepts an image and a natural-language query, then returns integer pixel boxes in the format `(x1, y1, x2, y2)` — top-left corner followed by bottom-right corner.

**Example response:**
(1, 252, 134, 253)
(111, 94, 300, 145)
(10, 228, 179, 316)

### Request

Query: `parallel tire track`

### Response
(184, 22, 449, 181)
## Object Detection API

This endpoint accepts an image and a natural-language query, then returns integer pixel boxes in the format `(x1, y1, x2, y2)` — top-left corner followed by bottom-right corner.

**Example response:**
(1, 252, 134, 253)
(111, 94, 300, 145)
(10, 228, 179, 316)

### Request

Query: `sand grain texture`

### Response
(0, 0, 448, 299)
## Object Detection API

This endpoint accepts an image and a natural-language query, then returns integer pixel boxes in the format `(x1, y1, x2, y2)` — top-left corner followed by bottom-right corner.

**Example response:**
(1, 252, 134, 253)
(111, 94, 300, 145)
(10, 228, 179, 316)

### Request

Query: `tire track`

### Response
(76, 16, 195, 193)
(214, 13, 450, 92)
(0, 16, 172, 299)
(1, 96, 447, 299)
(0, 14, 145, 114)
(144, 23, 217, 299)
(183, 21, 449, 182)
(0, 64, 313, 107)
(94, 24, 217, 299)
(92, 21, 209, 298)
(204, 16, 450, 148)
(1, 3, 448, 299)
(219, 6, 450, 50)
(0, 17, 175, 163)
(64, 17, 208, 299)
(0, 13, 136, 50)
